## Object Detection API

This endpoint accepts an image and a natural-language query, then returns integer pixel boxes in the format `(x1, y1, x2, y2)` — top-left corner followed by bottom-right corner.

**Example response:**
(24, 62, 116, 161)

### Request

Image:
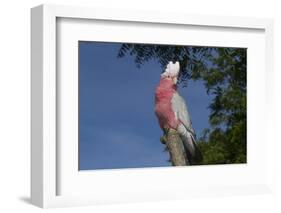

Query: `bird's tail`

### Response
(177, 124, 203, 165)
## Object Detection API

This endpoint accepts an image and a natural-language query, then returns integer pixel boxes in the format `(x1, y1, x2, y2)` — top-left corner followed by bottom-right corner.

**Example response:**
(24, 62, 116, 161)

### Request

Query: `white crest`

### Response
(161, 61, 180, 78)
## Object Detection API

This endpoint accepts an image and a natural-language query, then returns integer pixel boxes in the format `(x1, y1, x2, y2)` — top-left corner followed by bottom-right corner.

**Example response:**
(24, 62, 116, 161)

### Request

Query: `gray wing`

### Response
(171, 92, 202, 164)
(171, 92, 195, 136)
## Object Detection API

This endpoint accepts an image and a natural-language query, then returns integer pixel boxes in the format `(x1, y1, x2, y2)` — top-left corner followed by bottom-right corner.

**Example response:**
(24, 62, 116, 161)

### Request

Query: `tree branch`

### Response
(161, 128, 189, 166)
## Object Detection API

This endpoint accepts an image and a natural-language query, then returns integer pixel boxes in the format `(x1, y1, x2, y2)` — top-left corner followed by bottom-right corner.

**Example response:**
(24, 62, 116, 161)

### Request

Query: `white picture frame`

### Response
(31, 4, 274, 208)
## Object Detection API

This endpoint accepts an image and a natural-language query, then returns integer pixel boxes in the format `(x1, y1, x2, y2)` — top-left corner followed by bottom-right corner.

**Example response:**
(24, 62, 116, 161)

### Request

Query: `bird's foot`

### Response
(160, 135, 167, 144)
(161, 128, 178, 144)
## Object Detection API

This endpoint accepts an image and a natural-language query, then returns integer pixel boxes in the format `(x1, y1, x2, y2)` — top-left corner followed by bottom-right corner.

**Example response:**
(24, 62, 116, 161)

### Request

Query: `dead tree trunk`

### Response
(161, 128, 189, 166)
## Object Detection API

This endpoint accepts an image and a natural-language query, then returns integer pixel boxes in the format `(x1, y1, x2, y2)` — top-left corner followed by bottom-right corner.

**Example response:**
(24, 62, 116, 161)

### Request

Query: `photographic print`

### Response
(78, 41, 247, 170)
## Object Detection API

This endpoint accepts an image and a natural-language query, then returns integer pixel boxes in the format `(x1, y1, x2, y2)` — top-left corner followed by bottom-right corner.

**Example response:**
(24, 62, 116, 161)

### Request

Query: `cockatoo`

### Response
(155, 61, 202, 164)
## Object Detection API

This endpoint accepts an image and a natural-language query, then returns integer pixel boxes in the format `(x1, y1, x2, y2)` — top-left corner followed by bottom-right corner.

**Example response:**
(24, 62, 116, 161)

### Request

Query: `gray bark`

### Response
(161, 128, 189, 166)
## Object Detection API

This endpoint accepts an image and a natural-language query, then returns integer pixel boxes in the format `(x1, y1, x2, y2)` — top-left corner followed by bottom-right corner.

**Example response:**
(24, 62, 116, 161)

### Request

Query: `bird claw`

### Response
(160, 135, 167, 144)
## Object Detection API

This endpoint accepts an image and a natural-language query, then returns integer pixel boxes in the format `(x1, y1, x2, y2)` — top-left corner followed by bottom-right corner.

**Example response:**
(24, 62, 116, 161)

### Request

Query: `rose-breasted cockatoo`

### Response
(155, 61, 202, 164)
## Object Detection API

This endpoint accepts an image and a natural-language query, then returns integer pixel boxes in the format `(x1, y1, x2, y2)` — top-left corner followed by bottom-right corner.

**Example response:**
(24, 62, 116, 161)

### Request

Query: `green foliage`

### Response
(118, 44, 247, 165)
(118, 44, 213, 86)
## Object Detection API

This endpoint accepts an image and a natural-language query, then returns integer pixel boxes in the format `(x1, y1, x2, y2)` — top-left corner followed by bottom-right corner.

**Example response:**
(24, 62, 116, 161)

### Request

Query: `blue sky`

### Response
(79, 42, 213, 170)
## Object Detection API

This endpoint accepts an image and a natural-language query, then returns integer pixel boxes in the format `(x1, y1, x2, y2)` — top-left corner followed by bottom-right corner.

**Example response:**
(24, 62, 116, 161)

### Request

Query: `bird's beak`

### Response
(172, 77, 178, 85)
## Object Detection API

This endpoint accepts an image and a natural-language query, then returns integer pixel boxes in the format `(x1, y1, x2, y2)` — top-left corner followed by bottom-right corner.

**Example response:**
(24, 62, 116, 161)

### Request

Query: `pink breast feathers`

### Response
(155, 78, 179, 130)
